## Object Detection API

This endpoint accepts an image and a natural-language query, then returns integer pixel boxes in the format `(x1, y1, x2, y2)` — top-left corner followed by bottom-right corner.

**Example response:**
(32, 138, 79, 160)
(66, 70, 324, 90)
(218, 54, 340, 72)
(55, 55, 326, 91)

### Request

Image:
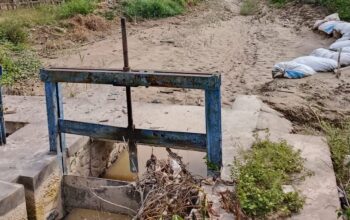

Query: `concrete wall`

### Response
(62, 175, 140, 217)
(66, 138, 122, 178)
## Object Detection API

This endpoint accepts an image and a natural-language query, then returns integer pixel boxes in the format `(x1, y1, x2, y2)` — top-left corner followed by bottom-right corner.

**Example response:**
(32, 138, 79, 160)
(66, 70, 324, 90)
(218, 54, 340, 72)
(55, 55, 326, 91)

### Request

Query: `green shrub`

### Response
(0, 45, 41, 85)
(58, 0, 97, 19)
(240, 0, 259, 16)
(318, 0, 350, 21)
(322, 121, 350, 218)
(0, 20, 28, 45)
(233, 139, 306, 218)
(322, 121, 350, 187)
(268, 0, 350, 21)
(269, 0, 287, 7)
(123, 0, 185, 19)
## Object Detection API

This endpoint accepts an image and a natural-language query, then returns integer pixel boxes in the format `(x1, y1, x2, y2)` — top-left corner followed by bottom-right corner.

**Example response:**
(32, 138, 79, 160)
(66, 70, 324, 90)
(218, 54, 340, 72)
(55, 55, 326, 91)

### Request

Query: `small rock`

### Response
(282, 185, 295, 194)
(343, 155, 350, 166)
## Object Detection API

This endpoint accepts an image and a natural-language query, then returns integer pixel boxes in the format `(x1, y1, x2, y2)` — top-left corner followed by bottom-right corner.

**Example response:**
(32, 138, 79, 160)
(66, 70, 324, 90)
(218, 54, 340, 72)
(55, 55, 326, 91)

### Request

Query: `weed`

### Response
(58, 0, 97, 19)
(122, 0, 185, 19)
(0, 5, 58, 27)
(240, 0, 259, 16)
(232, 139, 306, 218)
(322, 121, 350, 220)
(0, 44, 41, 85)
(0, 20, 28, 44)
(203, 156, 220, 171)
(268, 0, 350, 21)
(322, 121, 350, 185)
(312, 0, 350, 21)
(269, 0, 287, 7)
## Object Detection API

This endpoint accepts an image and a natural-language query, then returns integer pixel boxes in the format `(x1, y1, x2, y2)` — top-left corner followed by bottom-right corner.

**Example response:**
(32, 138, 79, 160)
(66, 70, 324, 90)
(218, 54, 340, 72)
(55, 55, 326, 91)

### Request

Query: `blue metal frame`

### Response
(0, 66, 6, 145)
(41, 67, 222, 174)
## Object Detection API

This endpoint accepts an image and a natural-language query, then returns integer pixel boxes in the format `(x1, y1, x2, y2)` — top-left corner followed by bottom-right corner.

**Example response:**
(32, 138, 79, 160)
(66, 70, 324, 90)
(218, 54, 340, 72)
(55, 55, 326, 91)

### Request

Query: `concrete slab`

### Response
(265, 133, 339, 220)
(0, 180, 27, 220)
(0, 93, 340, 219)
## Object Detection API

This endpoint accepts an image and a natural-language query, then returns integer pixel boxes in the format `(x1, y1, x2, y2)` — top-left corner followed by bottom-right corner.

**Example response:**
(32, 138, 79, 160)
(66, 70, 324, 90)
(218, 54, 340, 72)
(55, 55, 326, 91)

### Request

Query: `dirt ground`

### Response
(33, 0, 349, 131)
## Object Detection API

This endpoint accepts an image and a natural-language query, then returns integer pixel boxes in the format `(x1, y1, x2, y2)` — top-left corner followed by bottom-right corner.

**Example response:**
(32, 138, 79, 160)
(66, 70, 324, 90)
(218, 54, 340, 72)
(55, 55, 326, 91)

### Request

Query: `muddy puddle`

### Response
(104, 145, 207, 181)
(65, 208, 131, 220)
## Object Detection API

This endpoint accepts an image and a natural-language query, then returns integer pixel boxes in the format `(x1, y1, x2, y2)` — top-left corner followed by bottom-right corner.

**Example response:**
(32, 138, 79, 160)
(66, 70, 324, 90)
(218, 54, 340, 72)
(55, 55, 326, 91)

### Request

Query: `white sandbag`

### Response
(313, 13, 340, 29)
(330, 40, 350, 50)
(319, 21, 342, 35)
(342, 47, 350, 53)
(336, 33, 350, 42)
(311, 48, 350, 66)
(325, 13, 340, 21)
(272, 61, 316, 79)
(334, 22, 350, 35)
(293, 56, 337, 72)
(313, 20, 326, 30)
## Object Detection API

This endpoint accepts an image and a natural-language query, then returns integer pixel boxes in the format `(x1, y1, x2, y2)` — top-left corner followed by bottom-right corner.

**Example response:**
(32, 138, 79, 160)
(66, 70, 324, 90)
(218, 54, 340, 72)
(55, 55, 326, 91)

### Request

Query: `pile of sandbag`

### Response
(273, 13, 350, 79)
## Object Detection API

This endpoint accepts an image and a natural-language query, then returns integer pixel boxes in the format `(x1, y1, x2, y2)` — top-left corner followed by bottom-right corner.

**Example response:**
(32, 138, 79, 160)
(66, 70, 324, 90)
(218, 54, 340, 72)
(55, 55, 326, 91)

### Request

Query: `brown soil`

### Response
(30, 13, 111, 58)
(11, 0, 350, 130)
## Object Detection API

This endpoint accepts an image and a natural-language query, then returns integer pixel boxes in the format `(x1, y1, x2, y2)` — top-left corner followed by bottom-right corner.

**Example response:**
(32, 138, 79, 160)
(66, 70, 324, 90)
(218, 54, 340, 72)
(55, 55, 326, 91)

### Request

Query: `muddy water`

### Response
(104, 145, 207, 181)
(65, 208, 131, 220)
(104, 150, 138, 181)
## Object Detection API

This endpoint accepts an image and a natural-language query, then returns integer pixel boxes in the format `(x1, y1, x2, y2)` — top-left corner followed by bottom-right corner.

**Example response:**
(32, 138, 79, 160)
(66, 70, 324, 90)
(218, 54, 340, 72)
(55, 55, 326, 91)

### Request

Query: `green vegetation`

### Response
(322, 121, 350, 218)
(0, 0, 97, 44)
(203, 156, 220, 171)
(269, 0, 287, 7)
(0, 21, 28, 45)
(58, 0, 97, 19)
(0, 5, 59, 27)
(232, 139, 306, 218)
(268, 0, 350, 21)
(0, 43, 41, 86)
(240, 0, 259, 16)
(122, 0, 188, 19)
(318, 0, 350, 21)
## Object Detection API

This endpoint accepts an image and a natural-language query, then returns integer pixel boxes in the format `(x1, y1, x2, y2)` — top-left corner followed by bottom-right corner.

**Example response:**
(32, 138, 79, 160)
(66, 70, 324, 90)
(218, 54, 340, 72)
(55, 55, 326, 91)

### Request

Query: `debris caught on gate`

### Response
(134, 148, 213, 219)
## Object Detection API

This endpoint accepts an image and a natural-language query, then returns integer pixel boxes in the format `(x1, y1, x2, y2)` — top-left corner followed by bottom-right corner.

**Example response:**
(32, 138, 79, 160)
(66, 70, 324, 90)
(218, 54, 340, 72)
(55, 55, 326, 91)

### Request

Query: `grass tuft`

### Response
(58, 0, 97, 19)
(268, 0, 350, 21)
(240, 0, 259, 16)
(122, 0, 185, 19)
(322, 121, 350, 218)
(0, 20, 28, 44)
(0, 0, 98, 44)
(0, 43, 41, 86)
(320, 0, 350, 21)
(232, 139, 306, 218)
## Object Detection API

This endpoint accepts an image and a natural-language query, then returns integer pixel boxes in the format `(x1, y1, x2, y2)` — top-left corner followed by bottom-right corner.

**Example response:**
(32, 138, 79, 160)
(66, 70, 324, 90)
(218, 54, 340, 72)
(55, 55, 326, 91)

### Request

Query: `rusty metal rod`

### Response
(121, 17, 130, 72)
(121, 17, 138, 173)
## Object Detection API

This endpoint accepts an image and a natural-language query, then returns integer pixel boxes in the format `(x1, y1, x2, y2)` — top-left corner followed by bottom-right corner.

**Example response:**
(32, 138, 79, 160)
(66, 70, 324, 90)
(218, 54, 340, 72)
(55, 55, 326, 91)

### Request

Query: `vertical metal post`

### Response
(56, 83, 67, 173)
(121, 17, 138, 173)
(0, 66, 6, 145)
(44, 75, 66, 173)
(205, 75, 222, 175)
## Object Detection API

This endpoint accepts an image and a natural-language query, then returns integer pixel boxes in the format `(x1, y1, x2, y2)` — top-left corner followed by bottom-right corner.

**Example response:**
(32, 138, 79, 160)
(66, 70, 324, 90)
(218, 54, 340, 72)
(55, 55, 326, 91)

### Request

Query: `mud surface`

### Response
(24, 0, 350, 129)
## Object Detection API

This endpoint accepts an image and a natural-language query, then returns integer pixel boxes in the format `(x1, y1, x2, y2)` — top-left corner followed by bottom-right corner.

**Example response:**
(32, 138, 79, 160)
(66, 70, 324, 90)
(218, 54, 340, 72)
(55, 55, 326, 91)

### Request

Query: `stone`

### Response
(282, 185, 295, 194)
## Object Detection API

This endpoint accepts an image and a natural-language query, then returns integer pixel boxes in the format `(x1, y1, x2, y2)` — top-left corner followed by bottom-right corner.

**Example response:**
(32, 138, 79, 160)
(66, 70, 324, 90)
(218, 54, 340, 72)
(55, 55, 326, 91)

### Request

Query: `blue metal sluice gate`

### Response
(0, 66, 6, 145)
(40, 18, 222, 175)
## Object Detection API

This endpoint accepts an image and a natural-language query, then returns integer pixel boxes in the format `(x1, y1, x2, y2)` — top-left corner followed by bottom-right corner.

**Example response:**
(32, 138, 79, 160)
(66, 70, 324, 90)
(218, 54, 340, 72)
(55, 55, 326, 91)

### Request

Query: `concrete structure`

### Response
(0, 181, 27, 220)
(0, 88, 340, 219)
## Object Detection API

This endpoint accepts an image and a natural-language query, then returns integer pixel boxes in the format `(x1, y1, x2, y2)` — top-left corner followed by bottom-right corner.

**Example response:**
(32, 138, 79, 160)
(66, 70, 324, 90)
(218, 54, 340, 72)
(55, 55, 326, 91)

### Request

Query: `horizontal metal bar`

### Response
(44, 67, 215, 76)
(40, 68, 221, 89)
(58, 119, 207, 151)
